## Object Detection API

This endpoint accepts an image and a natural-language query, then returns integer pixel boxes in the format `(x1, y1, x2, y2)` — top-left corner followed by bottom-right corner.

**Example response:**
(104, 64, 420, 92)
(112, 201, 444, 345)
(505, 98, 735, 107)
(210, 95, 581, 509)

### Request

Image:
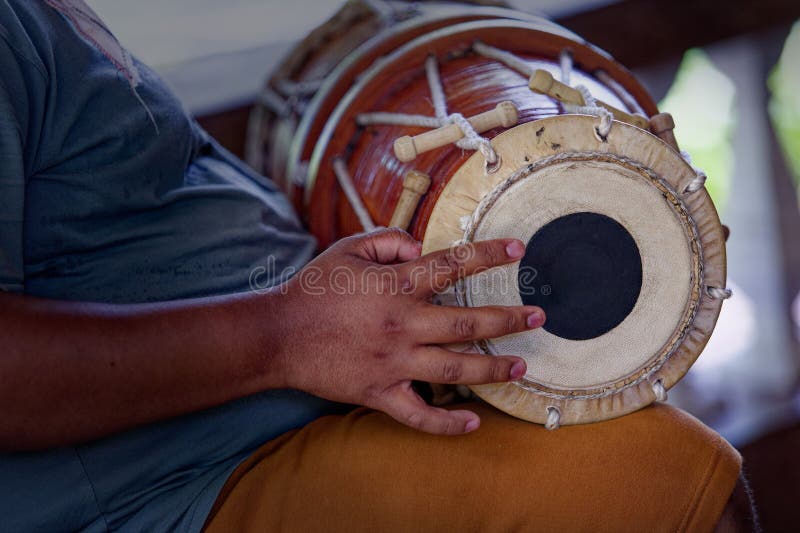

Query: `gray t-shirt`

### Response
(1, 1, 341, 531)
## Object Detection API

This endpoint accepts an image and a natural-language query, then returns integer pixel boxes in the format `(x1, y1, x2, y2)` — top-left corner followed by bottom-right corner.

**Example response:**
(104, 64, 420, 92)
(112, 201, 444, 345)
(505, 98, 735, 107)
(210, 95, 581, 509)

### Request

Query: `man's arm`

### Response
(0, 286, 287, 451)
(1, 229, 544, 451)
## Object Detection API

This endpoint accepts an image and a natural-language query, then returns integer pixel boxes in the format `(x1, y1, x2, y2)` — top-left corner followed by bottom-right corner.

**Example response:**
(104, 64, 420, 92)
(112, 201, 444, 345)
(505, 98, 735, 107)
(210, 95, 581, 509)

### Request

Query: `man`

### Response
(0, 1, 751, 531)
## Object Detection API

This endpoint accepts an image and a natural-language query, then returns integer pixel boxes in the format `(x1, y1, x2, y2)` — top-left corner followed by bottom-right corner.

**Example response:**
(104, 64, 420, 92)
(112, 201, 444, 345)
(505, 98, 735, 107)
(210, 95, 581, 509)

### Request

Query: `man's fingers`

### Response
(381, 382, 481, 435)
(404, 239, 525, 295)
(410, 304, 545, 344)
(350, 228, 422, 264)
(407, 347, 527, 385)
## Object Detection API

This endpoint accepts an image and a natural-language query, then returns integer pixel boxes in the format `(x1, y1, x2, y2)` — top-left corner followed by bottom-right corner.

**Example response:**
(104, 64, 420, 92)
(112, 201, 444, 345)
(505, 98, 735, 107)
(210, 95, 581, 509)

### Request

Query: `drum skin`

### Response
(424, 116, 727, 425)
(250, 2, 729, 426)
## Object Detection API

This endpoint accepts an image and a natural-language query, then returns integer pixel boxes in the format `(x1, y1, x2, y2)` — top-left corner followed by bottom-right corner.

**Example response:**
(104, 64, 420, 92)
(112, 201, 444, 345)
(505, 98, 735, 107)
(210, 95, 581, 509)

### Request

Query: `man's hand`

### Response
(273, 228, 545, 436)
(0, 229, 542, 450)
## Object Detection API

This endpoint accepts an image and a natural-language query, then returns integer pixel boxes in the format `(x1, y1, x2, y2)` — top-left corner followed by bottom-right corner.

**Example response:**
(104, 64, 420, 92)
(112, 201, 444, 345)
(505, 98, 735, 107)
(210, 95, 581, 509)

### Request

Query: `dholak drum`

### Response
(248, 0, 731, 428)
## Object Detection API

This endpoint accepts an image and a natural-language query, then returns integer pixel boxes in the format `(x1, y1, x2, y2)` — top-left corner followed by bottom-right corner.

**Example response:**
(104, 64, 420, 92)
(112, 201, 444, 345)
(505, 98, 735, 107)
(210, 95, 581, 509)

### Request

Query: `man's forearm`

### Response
(1, 232, 544, 449)
(0, 291, 285, 451)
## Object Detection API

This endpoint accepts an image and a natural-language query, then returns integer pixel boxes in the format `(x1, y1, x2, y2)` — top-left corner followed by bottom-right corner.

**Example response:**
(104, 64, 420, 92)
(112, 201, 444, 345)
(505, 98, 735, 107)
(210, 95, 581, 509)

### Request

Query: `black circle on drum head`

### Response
(518, 212, 642, 341)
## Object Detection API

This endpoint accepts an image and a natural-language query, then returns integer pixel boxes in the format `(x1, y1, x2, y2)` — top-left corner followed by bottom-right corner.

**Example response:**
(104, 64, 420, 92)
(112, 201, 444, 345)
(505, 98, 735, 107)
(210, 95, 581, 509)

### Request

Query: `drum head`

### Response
(422, 116, 727, 425)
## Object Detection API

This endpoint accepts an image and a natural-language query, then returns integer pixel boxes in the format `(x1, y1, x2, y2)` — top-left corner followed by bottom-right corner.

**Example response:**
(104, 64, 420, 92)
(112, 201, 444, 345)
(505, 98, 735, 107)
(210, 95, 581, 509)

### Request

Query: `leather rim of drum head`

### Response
(303, 17, 655, 207)
(280, 5, 568, 195)
(422, 116, 727, 426)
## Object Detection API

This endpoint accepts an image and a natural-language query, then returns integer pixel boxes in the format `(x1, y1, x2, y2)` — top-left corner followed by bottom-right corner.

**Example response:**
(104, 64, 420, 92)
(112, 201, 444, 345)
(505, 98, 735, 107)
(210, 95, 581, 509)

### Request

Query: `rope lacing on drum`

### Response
(677, 153, 731, 301)
(559, 49, 573, 86)
(472, 41, 535, 77)
(274, 78, 324, 98)
(678, 151, 730, 302)
(258, 79, 324, 118)
(426, 56, 498, 165)
(545, 406, 561, 431)
(257, 88, 292, 118)
(472, 41, 614, 140)
(332, 157, 377, 231)
(356, 113, 441, 128)
(707, 286, 733, 300)
(356, 56, 499, 165)
(679, 150, 708, 195)
(362, 0, 397, 23)
(563, 85, 613, 140)
(652, 379, 668, 402)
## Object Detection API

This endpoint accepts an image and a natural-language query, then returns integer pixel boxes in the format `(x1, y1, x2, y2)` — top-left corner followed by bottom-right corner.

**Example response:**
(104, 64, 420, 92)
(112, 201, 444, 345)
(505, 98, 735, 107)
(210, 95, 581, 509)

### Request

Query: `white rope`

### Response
(707, 286, 733, 300)
(292, 161, 309, 187)
(356, 112, 441, 128)
(426, 56, 498, 164)
(652, 379, 668, 402)
(362, 0, 396, 22)
(564, 85, 613, 139)
(425, 55, 448, 121)
(258, 87, 291, 118)
(473, 44, 613, 142)
(356, 55, 498, 165)
(472, 41, 534, 77)
(274, 78, 323, 97)
(473, 42, 614, 140)
(545, 406, 561, 431)
(559, 49, 573, 86)
(449, 113, 498, 164)
(683, 173, 707, 194)
(680, 150, 708, 195)
(332, 157, 376, 232)
(594, 69, 646, 116)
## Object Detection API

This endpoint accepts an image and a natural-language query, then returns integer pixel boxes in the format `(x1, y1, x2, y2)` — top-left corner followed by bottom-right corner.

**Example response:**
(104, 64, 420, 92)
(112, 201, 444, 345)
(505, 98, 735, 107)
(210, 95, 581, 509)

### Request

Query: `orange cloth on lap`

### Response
(204, 402, 740, 533)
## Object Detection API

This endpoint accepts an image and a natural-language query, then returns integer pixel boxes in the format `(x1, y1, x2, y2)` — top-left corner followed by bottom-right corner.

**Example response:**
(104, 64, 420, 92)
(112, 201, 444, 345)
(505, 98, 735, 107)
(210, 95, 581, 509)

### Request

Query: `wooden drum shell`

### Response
(249, 5, 729, 426)
(302, 19, 658, 248)
(248, 1, 552, 209)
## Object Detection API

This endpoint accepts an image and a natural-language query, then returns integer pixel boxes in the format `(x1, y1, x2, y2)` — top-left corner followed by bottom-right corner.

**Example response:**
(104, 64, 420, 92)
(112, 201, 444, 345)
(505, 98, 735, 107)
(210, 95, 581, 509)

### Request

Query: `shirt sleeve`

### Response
(0, 31, 36, 292)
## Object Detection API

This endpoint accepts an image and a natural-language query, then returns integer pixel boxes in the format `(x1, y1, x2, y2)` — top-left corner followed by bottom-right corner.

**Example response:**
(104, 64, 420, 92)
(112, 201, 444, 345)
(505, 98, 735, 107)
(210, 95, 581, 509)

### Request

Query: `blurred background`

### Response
(89, 0, 800, 529)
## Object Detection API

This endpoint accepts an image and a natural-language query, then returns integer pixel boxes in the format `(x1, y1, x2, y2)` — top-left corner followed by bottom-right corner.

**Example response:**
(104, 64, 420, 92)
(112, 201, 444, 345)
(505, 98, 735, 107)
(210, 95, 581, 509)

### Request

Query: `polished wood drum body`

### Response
(246, 0, 545, 209)
(248, 0, 730, 428)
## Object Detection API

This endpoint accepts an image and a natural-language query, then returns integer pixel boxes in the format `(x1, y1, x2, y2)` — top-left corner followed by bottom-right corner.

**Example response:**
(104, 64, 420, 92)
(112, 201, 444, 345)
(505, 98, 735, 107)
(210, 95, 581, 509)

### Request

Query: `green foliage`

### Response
(769, 20, 800, 198)
(659, 49, 736, 214)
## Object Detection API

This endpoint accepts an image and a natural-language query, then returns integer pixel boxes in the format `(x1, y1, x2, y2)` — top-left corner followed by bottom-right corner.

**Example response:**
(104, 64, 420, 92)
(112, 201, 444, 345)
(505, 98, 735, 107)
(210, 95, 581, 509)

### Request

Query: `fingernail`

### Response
(527, 310, 544, 328)
(510, 360, 526, 380)
(505, 240, 525, 259)
(465, 418, 480, 432)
